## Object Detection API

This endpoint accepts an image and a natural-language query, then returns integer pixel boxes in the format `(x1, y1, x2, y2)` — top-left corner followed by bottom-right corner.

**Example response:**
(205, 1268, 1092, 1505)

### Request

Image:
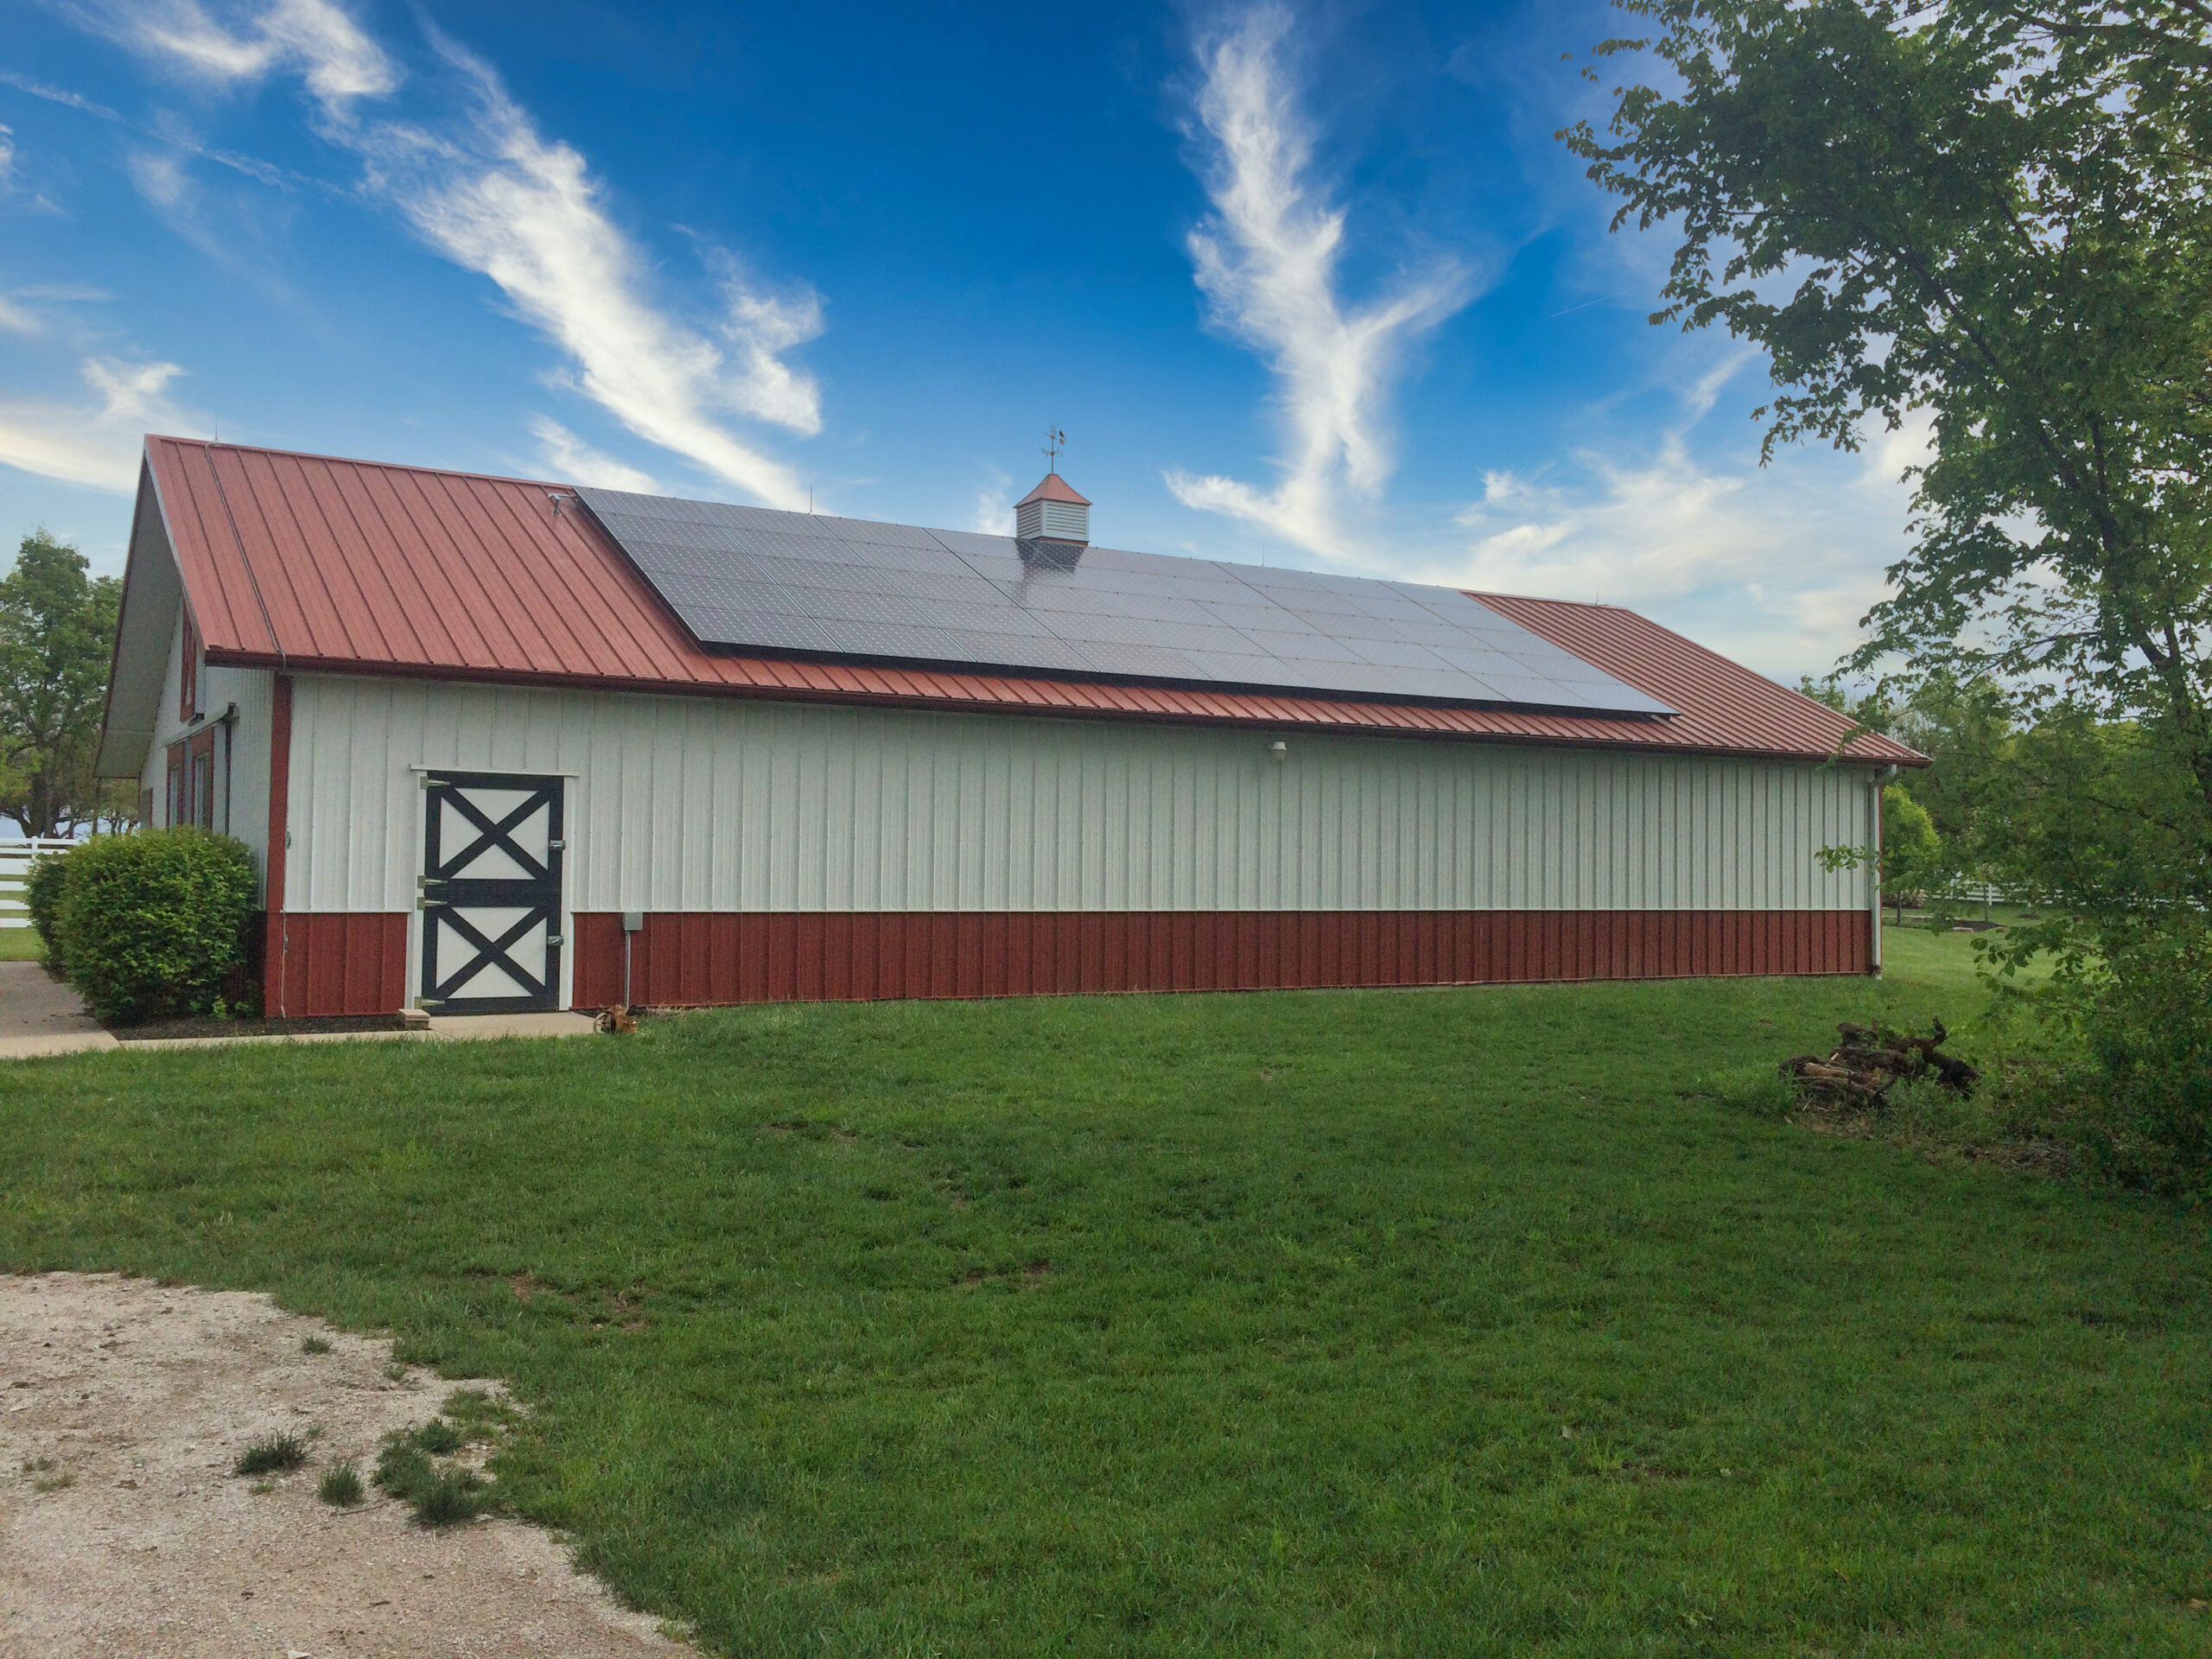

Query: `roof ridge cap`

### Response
(144, 433, 562, 492)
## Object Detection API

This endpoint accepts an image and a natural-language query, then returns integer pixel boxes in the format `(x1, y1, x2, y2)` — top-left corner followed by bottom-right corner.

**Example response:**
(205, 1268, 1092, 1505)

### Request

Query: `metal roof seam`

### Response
(234, 449, 333, 658)
(335, 464, 450, 665)
(269, 452, 363, 658)
(506, 482, 652, 675)
(289, 460, 385, 662)
(226, 449, 318, 654)
(452, 477, 586, 671)
(391, 472, 498, 665)
(196, 442, 285, 664)
(200, 473, 256, 649)
(292, 452, 409, 665)
(404, 470, 532, 668)
(162, 454, 239, 650)
(1467, 590, 1922, 766)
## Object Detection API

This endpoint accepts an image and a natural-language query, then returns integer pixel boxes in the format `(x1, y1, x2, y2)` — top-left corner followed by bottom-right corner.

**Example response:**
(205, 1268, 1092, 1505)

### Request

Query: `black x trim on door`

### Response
(420, 771, 564, 1013)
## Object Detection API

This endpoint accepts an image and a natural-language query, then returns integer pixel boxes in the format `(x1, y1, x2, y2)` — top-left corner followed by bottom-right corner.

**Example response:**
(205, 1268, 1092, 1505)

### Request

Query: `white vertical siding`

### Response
(137, 608, 276, 895)
(285, 673, 1879, 917)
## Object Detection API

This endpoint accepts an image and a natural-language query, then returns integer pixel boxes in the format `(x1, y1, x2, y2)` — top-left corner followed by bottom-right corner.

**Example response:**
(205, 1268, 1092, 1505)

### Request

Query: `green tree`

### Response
(0, 531, 122, 838)
(1886, 671, 2014, 850)
(1796, 674, 1893, 743)
(1565, 2, 2212, 1188)
(1564, 1, 2212, 842)
(1802, 670, 2012, 850)
(1880, 784, 1942, 922)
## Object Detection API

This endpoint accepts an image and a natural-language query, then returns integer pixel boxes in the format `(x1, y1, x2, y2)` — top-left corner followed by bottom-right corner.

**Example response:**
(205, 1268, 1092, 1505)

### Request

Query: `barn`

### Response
(94, 436, 1922, 1019)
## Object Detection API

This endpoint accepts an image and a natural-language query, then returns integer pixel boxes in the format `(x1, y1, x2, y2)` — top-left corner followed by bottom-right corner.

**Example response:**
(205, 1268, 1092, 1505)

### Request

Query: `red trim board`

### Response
(568, 908, 1872, 1010)
(270, 908, 1871, 1017)
(262, 674, 293, 1017)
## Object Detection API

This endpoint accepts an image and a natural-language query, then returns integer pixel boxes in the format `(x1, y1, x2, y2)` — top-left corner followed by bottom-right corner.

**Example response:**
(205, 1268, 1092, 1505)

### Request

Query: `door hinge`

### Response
(548, 838, 565, 850)
(416, 897, 445, 911)
(546, 934, 564, 947)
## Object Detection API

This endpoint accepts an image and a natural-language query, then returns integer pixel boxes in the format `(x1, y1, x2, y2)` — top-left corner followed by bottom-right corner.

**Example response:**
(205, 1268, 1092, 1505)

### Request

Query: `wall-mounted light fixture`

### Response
(1267, 740, 1288, 763)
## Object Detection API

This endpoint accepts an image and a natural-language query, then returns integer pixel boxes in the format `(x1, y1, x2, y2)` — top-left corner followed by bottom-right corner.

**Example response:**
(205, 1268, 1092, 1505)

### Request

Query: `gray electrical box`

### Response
(622, 911, 645, 933)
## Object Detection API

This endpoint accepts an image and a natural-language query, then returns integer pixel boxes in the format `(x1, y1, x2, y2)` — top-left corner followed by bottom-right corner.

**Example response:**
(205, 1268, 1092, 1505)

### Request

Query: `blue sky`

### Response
(0, 0, 1923, 677)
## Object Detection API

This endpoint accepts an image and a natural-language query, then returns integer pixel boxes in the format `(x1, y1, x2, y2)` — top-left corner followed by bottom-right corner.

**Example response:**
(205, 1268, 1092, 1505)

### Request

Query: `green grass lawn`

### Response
(0, 924, 45, 961)
(1, 930, 2204, 1656)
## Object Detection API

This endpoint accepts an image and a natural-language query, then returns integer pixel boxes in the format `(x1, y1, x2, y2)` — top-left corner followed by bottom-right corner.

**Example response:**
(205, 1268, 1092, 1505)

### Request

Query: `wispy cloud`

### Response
(0, 358, 194, 492)
(1165, 5, 1471, 560)
(0, 124, 15, 191)
(58, 0, 399, 114)
(1444, 414, 1925, 676)
(703, 247, 825, 436)
(0, 65, 306, 190)
(124, 148, 188, 209)
(120, 142, 304, 306)
(0, 67, 124, 120)
(1456, 442, 1772, 606)
(0, 283, 108, 340)
(528, 415, 658, 493)
(45, 0, 827, 509)
(353, 35, 823, 508)
(969, 467, 1014, 535)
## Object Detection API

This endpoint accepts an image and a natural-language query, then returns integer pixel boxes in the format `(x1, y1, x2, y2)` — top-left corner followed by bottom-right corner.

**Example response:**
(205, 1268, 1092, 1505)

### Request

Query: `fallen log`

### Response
(1780, 1055, 1890, 1103)
(1777, 1021, 1978, 1105)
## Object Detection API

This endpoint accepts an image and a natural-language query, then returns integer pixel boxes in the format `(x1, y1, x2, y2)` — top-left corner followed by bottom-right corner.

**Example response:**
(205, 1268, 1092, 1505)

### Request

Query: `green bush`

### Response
(52, 828, 258, 1024)
(22, 848, 75, 969)
(1961, 918, 2212, 1200)
(2064, 924, 2212, 1198)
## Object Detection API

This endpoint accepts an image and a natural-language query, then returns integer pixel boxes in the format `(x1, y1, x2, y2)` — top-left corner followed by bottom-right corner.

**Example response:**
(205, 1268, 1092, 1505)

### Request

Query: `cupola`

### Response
(1014, 472, 1090, 545)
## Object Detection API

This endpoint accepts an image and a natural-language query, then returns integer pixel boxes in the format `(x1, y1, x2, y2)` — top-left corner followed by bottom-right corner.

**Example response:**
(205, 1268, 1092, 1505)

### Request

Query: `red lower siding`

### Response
(571, 909, 1871, 1010)
(265, 912, 410, 1017)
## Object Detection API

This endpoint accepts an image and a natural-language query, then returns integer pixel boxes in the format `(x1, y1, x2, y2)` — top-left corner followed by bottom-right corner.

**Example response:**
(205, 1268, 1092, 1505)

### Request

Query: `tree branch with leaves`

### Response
(1565, 1, 2212, 1190)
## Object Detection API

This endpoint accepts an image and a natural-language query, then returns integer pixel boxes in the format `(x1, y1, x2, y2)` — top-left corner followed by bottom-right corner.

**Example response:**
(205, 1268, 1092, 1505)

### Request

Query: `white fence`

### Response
(1925, 881, 2017, 911)
(0, 840, 79, 930)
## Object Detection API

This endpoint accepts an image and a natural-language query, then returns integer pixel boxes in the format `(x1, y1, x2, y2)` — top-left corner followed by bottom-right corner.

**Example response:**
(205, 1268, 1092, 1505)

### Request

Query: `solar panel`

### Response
(576, 488, 1675, 717)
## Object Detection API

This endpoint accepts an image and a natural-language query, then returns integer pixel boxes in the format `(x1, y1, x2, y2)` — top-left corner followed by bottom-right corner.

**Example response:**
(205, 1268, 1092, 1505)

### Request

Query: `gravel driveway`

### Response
(0, 1272, 685, 1657)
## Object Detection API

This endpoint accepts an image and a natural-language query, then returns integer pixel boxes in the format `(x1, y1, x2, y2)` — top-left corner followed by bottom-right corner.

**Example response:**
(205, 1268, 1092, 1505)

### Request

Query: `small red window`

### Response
(165, 741, 186, 827)
(164, 730, 218, 830)
(180, 607, 200, 721)
(187, 726, 217, 829)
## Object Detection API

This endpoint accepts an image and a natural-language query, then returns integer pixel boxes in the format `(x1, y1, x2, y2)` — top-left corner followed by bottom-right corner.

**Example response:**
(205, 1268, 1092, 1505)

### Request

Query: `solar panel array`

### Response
(575, 488, 1675, 717)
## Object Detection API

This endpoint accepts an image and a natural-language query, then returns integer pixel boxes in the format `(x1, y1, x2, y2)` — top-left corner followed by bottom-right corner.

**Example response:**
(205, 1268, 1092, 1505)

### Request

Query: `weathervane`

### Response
(1043, 427, 1067, 472)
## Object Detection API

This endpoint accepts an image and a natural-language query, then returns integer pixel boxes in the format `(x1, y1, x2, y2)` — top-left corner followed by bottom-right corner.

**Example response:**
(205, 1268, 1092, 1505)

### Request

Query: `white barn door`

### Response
(419, 772, 564, 1013)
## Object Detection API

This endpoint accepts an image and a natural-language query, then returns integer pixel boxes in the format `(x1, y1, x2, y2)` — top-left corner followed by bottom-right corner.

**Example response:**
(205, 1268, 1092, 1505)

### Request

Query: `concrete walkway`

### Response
(0, 963, 597, 1059)
(0, 961, 117, 1058)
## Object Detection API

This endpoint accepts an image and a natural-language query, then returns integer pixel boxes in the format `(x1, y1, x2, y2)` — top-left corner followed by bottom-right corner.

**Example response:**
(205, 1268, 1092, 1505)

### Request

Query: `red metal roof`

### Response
(1015, 472, 1090, 507)
(1470, 592, 1922, 766)
(135, 436, 1920, 764)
